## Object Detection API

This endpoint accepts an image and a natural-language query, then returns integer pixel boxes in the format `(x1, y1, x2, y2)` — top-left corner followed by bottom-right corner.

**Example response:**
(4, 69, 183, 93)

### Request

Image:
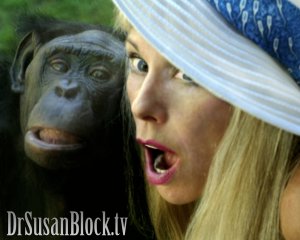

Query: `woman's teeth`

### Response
(154, 155, 167, 173)
(145, 144, 167, 174)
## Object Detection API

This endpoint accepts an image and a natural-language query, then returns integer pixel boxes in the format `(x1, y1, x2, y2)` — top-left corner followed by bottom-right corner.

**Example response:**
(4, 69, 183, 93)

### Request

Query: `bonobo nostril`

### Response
(64, 85, 80, 99)
(54, 80, 80, 99)
(55, 86, 63, 97)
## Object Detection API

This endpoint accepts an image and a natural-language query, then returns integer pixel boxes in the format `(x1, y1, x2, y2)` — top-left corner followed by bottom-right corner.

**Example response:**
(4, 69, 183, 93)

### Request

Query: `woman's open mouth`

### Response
(138, 139, 179, 185)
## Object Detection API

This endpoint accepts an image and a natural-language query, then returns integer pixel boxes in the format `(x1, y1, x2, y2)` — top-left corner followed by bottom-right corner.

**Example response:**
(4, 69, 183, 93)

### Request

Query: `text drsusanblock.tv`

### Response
(6, 211, 128, 236)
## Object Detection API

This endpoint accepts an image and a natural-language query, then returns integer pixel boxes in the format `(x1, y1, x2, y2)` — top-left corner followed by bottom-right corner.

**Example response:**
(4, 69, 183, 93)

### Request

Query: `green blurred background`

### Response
(0, 0, 115, 59)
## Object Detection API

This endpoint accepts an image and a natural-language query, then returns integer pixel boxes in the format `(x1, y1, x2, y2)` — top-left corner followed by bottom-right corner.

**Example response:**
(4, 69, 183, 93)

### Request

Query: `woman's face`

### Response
(280, 162, 300, 240)
(125, 29, 232, 204)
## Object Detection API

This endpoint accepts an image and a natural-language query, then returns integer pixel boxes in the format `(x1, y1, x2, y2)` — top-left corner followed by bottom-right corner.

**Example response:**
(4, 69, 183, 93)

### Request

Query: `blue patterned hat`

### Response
(113, 0, 300, 135)
(209, 0, 300, 86)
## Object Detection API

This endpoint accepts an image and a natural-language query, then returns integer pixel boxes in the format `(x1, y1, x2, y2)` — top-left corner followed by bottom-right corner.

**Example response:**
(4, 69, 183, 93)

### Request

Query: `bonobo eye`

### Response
(128, 53, 148, 74)
(89, 66, 110, 80)
(50, 59, 69, 73)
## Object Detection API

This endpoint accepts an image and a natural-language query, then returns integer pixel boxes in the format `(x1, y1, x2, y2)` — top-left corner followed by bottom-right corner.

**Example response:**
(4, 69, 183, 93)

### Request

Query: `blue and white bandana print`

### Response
(208, 0, 300, 86)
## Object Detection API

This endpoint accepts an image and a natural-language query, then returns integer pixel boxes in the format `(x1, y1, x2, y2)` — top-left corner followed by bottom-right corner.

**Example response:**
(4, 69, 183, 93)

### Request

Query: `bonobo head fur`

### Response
(15, 14, 125, 46)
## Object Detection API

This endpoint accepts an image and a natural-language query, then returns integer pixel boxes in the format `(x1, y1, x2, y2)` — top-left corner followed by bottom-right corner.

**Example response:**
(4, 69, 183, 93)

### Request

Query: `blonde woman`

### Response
(114, 0, 300, 239)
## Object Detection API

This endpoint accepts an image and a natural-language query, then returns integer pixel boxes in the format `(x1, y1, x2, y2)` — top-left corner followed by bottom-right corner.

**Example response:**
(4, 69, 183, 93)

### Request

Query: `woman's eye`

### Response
(50, 59, 68, 73)
(89, 67, 110, 80)
(175, 72, 197, 85)
(128, 56, 148, 74)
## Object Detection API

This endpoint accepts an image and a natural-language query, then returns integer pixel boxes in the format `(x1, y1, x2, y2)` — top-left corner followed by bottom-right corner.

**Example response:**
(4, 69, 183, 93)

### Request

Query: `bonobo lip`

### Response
(25, 127, 84, 151)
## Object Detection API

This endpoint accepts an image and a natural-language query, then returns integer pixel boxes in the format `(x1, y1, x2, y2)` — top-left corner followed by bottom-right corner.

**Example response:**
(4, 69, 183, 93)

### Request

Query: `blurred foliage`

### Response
(0, 0, 115, 59)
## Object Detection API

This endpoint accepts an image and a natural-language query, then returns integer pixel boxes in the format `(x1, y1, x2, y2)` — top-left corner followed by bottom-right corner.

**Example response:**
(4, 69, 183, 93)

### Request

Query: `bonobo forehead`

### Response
(42, 30, 125, 61)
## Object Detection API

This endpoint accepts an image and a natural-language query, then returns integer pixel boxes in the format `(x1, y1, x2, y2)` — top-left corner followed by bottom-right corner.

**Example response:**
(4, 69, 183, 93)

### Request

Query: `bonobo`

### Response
(11, 17, 125, 170)
(0, 15, 151, 239)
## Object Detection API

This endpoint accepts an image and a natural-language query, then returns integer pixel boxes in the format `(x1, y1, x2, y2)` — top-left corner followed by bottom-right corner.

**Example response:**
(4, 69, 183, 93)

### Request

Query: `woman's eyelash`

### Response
(175, 72, 199, 86)
(126, 52, 148, 73)
(182, 74, 193, 81)
(127, 51, 140, 59)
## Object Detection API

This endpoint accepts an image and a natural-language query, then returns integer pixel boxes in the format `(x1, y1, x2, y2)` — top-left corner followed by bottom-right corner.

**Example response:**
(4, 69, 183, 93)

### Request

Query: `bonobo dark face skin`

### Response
(11, 29, 126, 169)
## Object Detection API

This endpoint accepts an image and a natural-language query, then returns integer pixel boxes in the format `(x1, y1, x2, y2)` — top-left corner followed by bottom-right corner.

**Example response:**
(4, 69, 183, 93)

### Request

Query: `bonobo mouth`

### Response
(25, 127, 84, 151)
(24, 127, 86, 169)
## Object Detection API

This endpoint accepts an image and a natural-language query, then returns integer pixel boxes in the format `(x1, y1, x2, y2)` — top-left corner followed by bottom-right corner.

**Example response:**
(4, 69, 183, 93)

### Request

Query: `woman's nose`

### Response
(130, 75, 168, 124)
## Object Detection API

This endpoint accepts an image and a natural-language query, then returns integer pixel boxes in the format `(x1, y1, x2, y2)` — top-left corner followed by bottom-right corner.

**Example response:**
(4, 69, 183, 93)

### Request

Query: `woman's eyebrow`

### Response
(126, 38, 139, 52)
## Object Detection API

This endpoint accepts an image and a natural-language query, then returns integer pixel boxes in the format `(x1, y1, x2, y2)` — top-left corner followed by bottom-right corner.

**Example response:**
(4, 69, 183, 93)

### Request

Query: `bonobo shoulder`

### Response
(0, 57, 18, 130)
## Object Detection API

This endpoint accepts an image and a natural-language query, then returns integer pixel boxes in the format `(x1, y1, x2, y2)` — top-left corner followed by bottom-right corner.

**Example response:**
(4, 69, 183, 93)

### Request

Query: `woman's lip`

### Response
(137, 138, 179, 185)
(137, 139, 175, 153)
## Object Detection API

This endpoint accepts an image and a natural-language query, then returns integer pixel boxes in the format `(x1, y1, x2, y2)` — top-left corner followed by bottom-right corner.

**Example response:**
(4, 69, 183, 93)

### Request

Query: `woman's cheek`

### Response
(280, 164, 300, 240)
(126, 75, 140, 103)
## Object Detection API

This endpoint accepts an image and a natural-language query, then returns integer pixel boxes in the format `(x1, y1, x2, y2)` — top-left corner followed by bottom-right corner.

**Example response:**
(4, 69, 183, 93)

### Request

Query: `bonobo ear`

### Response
(10, 32, 39, 93)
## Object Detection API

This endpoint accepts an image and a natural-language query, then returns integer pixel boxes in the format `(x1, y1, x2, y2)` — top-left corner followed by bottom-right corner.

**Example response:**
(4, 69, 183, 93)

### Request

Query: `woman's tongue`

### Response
(153, 151, 176, 174)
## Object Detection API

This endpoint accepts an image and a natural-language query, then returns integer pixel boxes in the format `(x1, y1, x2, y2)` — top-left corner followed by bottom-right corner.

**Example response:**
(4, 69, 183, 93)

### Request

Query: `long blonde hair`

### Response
(114, 9, 300, 240)
(185, 108, 298, 240)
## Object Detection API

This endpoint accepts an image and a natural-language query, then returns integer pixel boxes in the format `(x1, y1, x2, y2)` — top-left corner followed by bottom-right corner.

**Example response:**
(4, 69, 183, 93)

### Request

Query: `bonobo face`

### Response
(19, 30, 125, 169)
